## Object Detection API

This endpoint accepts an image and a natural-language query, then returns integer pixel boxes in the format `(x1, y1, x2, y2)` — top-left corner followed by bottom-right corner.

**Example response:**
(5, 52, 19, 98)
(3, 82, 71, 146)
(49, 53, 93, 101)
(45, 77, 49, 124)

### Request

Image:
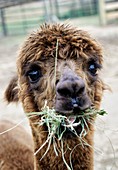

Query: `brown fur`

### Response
(5, 76, 19, 102)
(4, 23, 105, 169)
(0, 120, 34, 170)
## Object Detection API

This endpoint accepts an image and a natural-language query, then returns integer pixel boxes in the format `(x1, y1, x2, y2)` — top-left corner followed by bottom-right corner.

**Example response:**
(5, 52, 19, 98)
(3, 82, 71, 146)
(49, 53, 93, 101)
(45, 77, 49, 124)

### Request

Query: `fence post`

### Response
(43, 0, 51, 22)
(0, 8, 7, 36)
(43, 0, 58, 22)
(54, 0, 60, 19)
(98, 0, 107, 26)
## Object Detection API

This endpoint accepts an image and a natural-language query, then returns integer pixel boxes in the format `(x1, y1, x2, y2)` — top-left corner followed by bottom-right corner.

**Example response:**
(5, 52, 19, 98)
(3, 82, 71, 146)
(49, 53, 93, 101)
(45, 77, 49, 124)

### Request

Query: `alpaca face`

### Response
(5, 24, 104, 123)
(25, 59, 94, 114)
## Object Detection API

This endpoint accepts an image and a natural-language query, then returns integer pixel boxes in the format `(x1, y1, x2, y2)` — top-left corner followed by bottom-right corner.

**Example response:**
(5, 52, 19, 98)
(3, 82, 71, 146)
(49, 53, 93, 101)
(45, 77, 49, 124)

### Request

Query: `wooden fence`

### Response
(0, 0, 100, 36)
(99, 0, 118, 25)
(0, 0, 118, 36)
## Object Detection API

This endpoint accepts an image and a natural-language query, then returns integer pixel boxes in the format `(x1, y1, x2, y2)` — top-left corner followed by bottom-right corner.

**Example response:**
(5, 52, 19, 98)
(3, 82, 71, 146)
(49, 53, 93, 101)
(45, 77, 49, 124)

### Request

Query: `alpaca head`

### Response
(5, 24, 104, 133)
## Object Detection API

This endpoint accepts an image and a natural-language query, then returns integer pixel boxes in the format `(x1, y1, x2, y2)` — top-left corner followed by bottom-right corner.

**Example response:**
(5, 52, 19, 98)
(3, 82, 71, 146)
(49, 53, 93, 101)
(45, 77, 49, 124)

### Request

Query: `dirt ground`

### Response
(0, 24, 118, 170)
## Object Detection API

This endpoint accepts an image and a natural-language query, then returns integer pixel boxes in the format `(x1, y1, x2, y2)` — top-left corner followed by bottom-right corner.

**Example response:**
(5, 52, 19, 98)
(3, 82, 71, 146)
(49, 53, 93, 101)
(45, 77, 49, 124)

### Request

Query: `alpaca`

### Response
(5, 24, 105, 170)
(0, 120, 34, 170)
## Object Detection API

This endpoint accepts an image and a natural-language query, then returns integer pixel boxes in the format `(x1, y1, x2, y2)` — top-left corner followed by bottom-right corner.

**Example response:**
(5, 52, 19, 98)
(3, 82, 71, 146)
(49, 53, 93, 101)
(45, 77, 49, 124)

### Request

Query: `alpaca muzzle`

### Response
(55, 69, 91, 115)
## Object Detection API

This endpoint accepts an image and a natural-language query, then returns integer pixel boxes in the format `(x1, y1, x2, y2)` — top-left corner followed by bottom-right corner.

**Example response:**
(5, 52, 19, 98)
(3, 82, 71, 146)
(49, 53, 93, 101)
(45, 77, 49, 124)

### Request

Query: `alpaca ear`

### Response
(5, 76, 19, 103)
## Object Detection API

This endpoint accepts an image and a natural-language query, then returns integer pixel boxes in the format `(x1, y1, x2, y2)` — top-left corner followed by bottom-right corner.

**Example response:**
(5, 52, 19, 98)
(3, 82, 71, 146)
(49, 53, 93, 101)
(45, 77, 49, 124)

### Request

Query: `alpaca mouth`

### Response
(54, 97, 91, 137)
(56, 107, 90, 138)
(55, 96, 92, 116)
(59, 116, 84, 138)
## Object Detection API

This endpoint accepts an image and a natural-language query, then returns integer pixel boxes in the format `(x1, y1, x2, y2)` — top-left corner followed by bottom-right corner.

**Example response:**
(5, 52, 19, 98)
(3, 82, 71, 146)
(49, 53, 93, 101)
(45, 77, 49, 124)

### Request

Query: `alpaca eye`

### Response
(89, 64, 97, 76)
(28, 70, 41, 83)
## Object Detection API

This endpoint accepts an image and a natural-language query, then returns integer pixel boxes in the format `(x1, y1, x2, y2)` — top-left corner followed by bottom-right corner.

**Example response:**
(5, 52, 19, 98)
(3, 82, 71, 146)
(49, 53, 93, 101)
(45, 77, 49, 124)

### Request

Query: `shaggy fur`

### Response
(0, 120, 34, 170)
(5, 24, 105, 170)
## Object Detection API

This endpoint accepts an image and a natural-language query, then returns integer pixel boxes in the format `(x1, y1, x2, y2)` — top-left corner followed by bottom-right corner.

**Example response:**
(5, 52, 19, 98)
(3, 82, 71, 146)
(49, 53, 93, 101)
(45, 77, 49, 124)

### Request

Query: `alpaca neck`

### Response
(31, 123, 94, 170)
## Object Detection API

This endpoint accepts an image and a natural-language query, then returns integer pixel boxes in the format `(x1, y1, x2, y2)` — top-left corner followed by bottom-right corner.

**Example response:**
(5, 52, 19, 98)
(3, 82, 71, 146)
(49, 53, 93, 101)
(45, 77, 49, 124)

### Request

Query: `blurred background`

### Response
(0, 0, 118, 169)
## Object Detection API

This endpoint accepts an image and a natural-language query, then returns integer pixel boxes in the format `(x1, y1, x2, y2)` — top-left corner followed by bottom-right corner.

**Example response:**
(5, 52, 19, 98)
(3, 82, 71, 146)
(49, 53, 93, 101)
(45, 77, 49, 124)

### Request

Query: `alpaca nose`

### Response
(55, 69, 91, 113)
(57, 78, 85, 99)
(56, 70, 86, 108)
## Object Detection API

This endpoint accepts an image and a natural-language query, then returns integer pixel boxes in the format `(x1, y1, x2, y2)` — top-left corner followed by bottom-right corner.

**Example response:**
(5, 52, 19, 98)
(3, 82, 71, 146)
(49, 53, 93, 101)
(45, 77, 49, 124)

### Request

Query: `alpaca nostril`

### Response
(76, 84, 85, 96)
(80, 86, 85, 93)
(55, 79, 59, 85)
(57, 87, 71, 97)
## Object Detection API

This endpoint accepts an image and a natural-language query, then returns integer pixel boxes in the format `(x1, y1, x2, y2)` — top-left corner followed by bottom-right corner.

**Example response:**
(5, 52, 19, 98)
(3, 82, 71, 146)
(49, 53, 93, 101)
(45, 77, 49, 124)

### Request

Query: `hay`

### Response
(27, 101, 107, 170)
